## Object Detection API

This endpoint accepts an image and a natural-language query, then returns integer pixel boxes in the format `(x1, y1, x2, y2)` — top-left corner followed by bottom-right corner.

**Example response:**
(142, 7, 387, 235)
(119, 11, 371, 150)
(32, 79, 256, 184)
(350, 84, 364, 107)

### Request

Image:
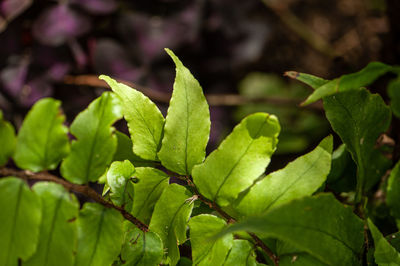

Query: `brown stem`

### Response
(184, 177, 279, 265)
(0, 167, 149, 232)
(63, 75, 323, 111)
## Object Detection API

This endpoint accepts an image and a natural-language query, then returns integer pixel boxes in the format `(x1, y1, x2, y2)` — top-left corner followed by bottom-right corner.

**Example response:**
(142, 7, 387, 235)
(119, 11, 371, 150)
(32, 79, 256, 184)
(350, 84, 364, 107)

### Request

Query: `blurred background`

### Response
(0, 0, 399, 167)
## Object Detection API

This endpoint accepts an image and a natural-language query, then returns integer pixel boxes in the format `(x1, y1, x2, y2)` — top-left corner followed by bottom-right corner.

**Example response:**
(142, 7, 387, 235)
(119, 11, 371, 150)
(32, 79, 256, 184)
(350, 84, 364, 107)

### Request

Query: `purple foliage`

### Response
(71, 0, 117, 15)
(33, 4, 90, 46)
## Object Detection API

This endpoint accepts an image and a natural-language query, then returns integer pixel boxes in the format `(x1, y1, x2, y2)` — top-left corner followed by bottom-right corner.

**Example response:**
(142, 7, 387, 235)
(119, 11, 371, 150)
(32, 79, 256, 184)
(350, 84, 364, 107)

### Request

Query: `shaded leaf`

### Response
(14, 98, 69, 172)
(131, 167, 169, 224)
(368, 219, 400, 265)
(158, 49, 210, 175)
(114, 131, 154, 167)
(0, 177, 41, 265)
(100, 75, 164, 161)
(192, 113, 280, 206)
(61, 92, 122, 184)
(300, 62, 393, 105)
(219, 194, 364, 266)
(0, 110, 16, 166)
(189, 214, 233, 266)
(74, 203, 124, 266)
(120, 224, 163, 266)
(323, 89, 391, 200)
(223, 239, 261, 266)
(388, 78, 400, 118)
(234, 136, 332, 217)
(25, 182, 79, 266)
(106, 160, 135, 209)
(149, 184, 194, 265)
(386, 161, 400, 219)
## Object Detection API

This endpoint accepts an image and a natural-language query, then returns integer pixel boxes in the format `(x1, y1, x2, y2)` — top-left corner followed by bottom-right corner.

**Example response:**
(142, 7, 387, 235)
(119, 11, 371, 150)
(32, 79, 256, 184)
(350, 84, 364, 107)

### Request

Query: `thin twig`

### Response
(63, 74, 323, 111)
(261, 0, 337, 58)
(0, 167, 149, 232)
(184, 176, 279, 265)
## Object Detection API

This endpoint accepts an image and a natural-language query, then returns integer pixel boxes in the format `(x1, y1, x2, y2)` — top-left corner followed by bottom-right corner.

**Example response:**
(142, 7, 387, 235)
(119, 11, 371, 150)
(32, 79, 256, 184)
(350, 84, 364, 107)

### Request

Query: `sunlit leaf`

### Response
(149, 184, 194, 265)
(233, 136, 332, 217)
(158, 49, 210, 175)
(74, 203, 124, 266)
(0, 177, 41, 265)
(189, 214, 233, 266)
(25, 182, 79, 266)
(14, 98, 69, 172)
(61, 92, 122, 184)
(120, 224, 163, 266)
(100, 75, 164, 161)
(192, 113, 280, 206)
(0, 110, 16, 166)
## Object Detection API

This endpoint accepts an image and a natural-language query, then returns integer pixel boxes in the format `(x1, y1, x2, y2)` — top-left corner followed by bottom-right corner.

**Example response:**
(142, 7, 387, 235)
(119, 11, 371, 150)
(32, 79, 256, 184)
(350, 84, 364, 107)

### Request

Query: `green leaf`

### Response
(219, 194, 364, 266)
(368, 219, 400, 265)
(106, 160, 135, 209)
(149, 184, 194, 265)
(61, 92, 122, 184)
(233, 136, 332, 217)
(189, 214, 233, 266)
(114, 131, 154, 167)
(13, 98, 69, 172)
(223, 239, 261, 266)
(279, 253, 327, 266)
(0, 177, 42, 266)
(388, 78, 400, 118)
(284, 71, 329, 89)
(25, 182, 79, 266)
(131, 167, 169, 224)
(0, 110, 16, 166)
(100, 75, 164, 161)
(386, 161, 400, 219)
(158, 48, 210, 175)
(192, 113, 280, 206)
(301, 62, 393, 105)
(74, 203, 124, 266)
(120, 224, 163, 266)
(323, 89, 391, 201)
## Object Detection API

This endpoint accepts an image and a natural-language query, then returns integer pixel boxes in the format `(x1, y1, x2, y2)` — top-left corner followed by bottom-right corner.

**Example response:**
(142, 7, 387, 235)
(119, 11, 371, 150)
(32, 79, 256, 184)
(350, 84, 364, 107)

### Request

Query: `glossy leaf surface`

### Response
(0, 177, 41, 266)
(131, 167, 169, 224)
(234, 136, 332, 217)
(61, 92, 122, 184)
(219, 194, 364, 266)
(100, 75, 165, 161)
(25, 182, 79, 266)
(106, 160, 135, 208)
(14, 98, 69, 172)
(323, 89, 391, 200)
(158, 49, 210, 175)
(0, 110, 16, 166)
(149, 184, 194, 265)
(189, 214, 233, 266)
(192, 113, 280, 206)
(120, 224, 163, 266)
(74, 203, 124, 266)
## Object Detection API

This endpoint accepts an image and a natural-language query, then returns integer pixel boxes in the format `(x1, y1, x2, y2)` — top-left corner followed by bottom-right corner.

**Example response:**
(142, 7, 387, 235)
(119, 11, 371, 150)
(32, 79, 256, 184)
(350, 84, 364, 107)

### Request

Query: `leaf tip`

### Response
(284, 71, 300, 79)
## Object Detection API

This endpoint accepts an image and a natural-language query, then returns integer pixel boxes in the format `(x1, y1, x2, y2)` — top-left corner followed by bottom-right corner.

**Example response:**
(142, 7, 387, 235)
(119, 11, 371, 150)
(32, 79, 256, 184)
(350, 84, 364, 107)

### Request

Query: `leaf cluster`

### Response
(0, 50, 400, 265)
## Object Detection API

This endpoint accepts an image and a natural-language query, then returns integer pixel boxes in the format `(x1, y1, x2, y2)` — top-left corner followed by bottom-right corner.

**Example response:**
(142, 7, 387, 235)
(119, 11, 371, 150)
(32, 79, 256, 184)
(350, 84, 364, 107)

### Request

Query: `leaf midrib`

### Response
(213, 115, 270, 202)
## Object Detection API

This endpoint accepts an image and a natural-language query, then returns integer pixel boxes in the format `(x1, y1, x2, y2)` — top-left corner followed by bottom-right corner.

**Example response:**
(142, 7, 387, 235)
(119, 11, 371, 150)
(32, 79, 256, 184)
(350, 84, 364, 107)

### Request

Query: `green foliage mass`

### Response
(0, 50, 400, 266)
